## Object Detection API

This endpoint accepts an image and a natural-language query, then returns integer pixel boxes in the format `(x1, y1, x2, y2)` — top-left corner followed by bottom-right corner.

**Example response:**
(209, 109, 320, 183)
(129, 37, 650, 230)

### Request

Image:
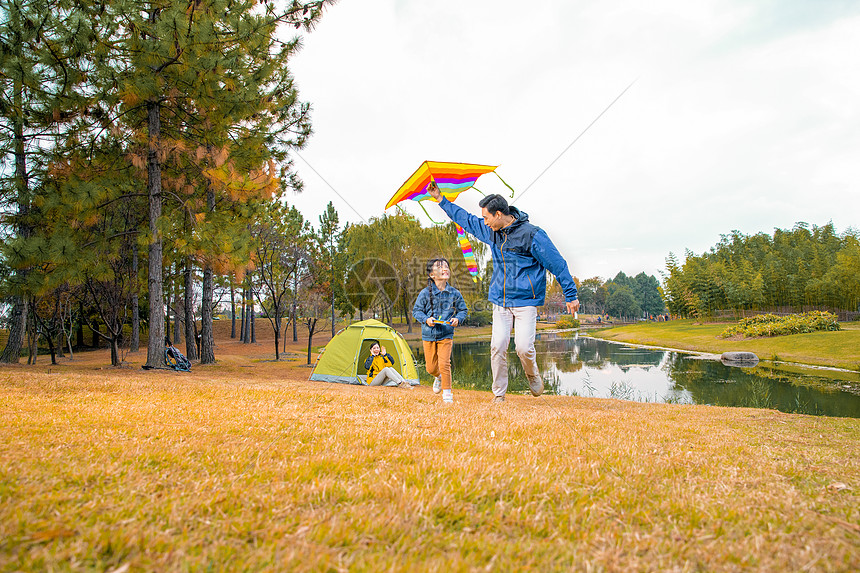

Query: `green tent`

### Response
(310, 319, 420, 386)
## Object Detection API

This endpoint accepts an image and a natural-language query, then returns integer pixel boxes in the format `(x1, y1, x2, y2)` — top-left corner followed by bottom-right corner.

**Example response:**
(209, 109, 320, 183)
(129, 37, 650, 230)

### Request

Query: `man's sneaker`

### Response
(399, 379, 412, 389)
(442, 389, 453, 403)
(432, 377, 442, 394)
(527, 375, 544, 397)
(493, 395, 505, 403)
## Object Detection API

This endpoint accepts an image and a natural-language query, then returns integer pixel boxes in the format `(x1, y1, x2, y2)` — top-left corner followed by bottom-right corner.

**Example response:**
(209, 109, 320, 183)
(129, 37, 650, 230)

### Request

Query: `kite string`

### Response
(513, 78, 637, 204)
(493, 172, 516, 198)
(418, 201, 444, 225)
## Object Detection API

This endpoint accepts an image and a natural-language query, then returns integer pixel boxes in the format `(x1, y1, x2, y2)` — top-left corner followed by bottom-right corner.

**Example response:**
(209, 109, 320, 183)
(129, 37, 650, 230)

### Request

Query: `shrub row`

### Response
(720, 311, 840, 338)
(555, 315, 580, 329)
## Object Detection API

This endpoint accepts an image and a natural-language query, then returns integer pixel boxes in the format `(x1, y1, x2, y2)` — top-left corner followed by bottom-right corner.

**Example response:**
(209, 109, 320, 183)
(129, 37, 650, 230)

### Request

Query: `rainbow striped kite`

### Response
(386, 161, 505, 283)
(385, 161, 498, 209)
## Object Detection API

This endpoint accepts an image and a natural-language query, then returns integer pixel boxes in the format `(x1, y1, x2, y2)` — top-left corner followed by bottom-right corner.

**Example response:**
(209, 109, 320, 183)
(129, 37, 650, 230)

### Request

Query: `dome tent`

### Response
(310, 319, 420, 386)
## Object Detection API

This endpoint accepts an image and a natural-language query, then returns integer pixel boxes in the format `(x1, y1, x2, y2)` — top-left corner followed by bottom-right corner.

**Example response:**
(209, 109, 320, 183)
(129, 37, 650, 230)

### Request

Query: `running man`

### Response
(427, 183, 579, 402)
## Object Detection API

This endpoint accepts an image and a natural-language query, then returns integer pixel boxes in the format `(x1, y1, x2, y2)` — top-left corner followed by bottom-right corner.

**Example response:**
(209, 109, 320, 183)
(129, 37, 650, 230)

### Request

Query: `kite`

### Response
(385, 161, 499, 209)
(386, 161, 515, 282)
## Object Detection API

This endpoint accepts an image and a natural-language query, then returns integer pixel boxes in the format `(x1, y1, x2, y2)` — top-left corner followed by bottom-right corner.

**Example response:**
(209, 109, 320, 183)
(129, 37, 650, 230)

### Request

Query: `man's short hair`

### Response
(478, 193, 510, 216)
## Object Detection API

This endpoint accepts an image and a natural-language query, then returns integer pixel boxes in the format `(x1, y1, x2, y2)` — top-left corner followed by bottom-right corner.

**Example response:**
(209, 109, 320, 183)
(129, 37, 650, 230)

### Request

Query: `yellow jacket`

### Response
(364, 352, 395, 380)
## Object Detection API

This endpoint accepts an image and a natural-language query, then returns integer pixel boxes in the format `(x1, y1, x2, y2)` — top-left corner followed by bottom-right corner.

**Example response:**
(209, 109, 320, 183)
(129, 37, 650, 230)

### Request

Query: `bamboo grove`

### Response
(662, 223, 860, 319)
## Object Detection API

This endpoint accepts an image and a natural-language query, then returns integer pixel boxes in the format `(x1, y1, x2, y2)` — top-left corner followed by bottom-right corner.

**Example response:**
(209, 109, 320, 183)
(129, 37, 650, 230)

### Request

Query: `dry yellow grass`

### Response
(1, 326, 858, 571)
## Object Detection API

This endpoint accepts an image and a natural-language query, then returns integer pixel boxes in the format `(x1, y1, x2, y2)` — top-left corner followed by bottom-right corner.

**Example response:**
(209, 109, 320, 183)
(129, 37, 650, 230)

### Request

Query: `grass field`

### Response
(590, 319, 860, 372)
(1, 322, 859, 571)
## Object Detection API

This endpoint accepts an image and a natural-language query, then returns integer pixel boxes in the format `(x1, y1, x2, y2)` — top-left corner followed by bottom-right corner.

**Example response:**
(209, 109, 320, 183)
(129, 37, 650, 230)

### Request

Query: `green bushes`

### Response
(721, 311, 840, 338)
(555, 315, 580, 329)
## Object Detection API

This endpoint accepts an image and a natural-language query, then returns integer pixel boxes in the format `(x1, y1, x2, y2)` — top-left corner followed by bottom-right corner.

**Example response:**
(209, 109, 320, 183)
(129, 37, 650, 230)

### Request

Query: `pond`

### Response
(410, 333, 860, 418)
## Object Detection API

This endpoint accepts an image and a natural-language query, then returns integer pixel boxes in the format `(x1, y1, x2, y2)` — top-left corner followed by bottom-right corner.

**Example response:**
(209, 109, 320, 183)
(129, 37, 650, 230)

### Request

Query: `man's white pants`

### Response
(490, 304, 539, 397)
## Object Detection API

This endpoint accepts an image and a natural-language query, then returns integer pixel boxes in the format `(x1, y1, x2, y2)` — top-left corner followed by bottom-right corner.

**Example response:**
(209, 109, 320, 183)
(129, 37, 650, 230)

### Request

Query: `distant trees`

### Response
(662, 223, 860, 318)
(252, 201, 307, 360)
(575, 272, 665, 320)
(314, 202, 350, 337)
(342, 214, 482, 329)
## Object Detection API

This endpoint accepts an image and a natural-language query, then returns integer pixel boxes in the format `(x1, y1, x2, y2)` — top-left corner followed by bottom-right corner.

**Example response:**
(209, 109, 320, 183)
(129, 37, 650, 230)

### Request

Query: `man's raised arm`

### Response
(426, 182, 494, 244)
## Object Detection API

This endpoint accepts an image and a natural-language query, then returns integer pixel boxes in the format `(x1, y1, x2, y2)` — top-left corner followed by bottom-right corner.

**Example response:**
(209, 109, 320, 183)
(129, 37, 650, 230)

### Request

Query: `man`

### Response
(427, 182, 579, 402)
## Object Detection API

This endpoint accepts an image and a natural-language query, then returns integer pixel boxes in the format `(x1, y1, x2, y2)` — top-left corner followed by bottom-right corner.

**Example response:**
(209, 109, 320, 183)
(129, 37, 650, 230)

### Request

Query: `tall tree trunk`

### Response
(244, 280, 253, 343)
(273, 314, 281, 361)
(76, 302, 84, 349)
(183, 256, 198, 361)
(200, 263, 216, 363)
(46, 334, 56, 365)
(110, 335, 120, 367)
(0, 298, 27, 363)
(306, 318, 317, 365)
(0, 39, 30, 364)
(250, 298, 256, 343)
(199, 164, 216, 363)
(173, 261, 182, 345)
(230, 283, 236, 339)
(292, 272, 298, 342)
(27, 307, 37, 365)
(131, 243, 140, 352)
(240, 291, 246, 342)
(164, 265, 172, 341)
(144, 100, 166, 369)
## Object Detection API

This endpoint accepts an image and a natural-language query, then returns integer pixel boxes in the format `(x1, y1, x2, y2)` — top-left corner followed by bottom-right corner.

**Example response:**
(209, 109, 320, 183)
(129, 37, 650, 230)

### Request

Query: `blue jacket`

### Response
(438, 197, 577, 308)
(412, 282, 469, 341)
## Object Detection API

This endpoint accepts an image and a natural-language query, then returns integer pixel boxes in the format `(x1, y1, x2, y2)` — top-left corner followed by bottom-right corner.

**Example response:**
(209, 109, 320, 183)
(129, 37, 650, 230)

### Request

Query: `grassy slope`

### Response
(590, 320, 860, 371)
(1, 323, 859, 571)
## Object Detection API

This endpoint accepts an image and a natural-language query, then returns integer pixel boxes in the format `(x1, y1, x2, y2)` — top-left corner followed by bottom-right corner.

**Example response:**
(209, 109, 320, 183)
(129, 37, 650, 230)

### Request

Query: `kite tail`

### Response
(455, 224, 480, 282)
(471, 186, 486, 196)
(494, 172, 517, 198)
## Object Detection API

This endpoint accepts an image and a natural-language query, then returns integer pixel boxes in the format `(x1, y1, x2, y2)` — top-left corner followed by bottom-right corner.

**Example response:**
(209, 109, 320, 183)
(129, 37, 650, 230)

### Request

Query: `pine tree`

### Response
(0, 0, 96, 362)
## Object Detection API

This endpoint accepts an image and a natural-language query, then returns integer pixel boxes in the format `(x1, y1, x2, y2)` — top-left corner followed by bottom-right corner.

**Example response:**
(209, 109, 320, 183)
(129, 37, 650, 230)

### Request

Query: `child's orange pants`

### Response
(423, 339, 453, 390)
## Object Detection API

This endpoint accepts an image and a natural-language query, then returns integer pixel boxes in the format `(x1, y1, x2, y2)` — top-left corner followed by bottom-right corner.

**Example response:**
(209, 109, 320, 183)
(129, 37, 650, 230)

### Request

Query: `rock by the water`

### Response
(721, 351, 759, 367)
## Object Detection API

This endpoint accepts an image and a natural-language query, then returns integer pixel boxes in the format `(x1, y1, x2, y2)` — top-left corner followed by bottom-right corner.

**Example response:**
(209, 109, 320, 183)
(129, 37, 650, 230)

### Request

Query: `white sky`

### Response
(287, 0, 860, 281)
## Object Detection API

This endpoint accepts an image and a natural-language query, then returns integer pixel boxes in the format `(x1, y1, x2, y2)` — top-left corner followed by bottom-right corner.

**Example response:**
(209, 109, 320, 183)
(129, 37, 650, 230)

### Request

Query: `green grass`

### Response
(592, 319, 860, 371)
(1, 368, 859, 571)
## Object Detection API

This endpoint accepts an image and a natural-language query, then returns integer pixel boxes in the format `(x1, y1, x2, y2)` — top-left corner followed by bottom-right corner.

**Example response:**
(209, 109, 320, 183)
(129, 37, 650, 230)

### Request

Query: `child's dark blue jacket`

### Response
(412, 282, 469, 341)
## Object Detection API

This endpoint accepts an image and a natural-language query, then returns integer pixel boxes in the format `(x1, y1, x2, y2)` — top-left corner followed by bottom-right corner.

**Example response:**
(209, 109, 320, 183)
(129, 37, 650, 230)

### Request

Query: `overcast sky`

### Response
(287, 0, 860, 281)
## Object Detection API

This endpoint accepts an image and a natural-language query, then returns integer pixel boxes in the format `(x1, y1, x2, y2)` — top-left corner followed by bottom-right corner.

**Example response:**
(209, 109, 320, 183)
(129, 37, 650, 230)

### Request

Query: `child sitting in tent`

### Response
(165, 338, 192, 372)
(412, 257, 468, 404)
(364, 340, 410, 388)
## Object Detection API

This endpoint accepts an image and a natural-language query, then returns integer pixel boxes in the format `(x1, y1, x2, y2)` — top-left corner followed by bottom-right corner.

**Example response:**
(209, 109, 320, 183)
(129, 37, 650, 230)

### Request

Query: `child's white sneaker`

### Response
(432, 377, 441, 394)
(442, 389, 453, 403)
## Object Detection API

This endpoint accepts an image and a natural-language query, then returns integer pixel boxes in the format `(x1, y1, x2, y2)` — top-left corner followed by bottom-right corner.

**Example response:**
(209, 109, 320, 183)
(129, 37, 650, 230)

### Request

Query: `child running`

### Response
(364, 340, 411, 388)
(412, 258, 468, 403)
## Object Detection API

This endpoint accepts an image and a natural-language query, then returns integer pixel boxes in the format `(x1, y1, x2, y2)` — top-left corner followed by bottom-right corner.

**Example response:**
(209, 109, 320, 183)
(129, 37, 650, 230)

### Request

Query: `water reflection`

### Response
(410, 334, 860, 418)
